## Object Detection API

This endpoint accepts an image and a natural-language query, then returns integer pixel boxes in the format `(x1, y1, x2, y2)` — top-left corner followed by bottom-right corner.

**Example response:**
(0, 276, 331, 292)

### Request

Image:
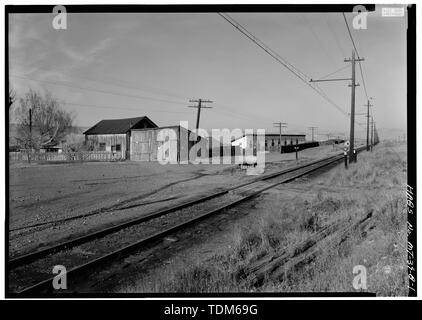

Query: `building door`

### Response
(131, 130, 153, 161)
(130, 129, 178, 161)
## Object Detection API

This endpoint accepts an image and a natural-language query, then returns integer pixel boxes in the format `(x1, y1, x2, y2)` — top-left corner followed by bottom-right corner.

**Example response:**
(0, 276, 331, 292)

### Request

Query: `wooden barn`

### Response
(130, 125, 197, 162)
(83, 116, 158, 159)
(84, 117, 200, 161)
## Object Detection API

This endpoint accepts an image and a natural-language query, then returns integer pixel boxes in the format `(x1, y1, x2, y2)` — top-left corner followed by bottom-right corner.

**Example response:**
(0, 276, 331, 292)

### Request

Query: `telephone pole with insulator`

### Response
(308, 126, 318, 142)
(187, 99, 213, 132)
(273, 122, 287, 153)
(345, 50, 364, 163)
(365, 99, 373, 151)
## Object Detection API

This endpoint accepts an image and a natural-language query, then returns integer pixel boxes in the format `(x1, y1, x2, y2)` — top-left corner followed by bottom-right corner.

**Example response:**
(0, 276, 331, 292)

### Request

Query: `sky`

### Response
(8, 6, 407, 141)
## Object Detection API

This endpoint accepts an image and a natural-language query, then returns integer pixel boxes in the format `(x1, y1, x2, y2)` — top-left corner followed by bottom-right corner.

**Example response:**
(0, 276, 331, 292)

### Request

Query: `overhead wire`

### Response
(318, 64, 350, 80)
(10, 74, 188, 106)
(324, 15, 346, 57)
(341, 12, 370, 101)
(218, 12, 349, 117)
(10, 58, 192, 102)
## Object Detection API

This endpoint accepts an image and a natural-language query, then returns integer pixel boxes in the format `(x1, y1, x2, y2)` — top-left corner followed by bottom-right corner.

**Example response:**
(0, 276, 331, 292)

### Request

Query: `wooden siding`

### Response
(130, 126, 198, 162)
(130, 127, 179, 161)
(86, 134, 127, 159)
(264, 135, 306, 152)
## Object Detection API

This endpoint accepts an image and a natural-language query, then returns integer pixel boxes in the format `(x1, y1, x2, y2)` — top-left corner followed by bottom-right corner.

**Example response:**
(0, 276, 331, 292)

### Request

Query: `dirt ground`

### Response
(8, 144, 342, 257)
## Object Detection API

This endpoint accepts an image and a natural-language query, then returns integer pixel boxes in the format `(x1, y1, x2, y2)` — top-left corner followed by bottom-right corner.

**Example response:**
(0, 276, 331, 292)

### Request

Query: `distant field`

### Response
(121, 142, 408, 296)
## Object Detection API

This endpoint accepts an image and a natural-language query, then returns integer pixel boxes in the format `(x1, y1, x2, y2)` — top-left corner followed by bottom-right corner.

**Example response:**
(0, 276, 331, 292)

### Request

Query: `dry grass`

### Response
(321, 142, 407, 189)
(120, 142, 408, 295)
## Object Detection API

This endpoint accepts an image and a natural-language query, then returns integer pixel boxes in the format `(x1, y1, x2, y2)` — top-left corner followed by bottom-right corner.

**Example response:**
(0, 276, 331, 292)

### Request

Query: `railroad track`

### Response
(8, 146, 367, 295)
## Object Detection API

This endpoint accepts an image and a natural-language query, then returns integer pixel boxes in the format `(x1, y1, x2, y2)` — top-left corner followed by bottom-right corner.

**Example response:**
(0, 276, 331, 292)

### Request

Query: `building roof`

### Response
(83, 116, 157, 135)
(232, 133, 306, 142)
(264, 133, 306, 137)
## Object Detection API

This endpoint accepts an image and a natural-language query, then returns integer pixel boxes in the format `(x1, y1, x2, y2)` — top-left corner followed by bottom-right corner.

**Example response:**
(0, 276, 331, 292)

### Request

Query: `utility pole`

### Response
(308, 126, 318, 142)
(273, 122, 287, 152)
(344, 50, 364, 163)
(29, 108, 32, 149)
(370, 116, 374, 151)
(310, 50, 364, 163)
(365, 99, 373, 151)
(326, 133, 334, 148)
(9, 88, 15, 108)
(27, 108, 32, 163)
(373, 123, 378, 145)
(187, 99, 213, 132)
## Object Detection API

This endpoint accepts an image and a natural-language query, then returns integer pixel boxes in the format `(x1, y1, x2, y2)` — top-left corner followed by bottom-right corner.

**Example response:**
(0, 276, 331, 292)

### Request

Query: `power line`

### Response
(318, 65, 350, 80)
(187, 99, 213, 131)
(325, 15, 346, 57)
(218, 13, 309, 81)
(300, 15, 339, 67)
(212, 102, 280, 124)
(12, 71, 290, 126)
(11, 66, 293, 127)
(218, 13, 348, 116)
(308, 126, 318, 142)
(342, 12, 369, 101)
(273, 122, 288, 152)
(10, 74, 188, 106)
(65, 101, 191, 114)
(10, 59, 192, 102)
(11, 72, 303, 128)
(11, 67, 275, 124)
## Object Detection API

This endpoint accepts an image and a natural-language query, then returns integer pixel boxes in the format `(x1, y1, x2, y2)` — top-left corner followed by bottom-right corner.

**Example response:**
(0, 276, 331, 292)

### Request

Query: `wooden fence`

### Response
(9, 151, 124, 163)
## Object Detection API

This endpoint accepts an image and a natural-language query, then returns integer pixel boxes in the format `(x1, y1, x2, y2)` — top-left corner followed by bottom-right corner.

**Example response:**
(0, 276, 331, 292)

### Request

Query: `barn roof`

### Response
(83, 116, 157, 135)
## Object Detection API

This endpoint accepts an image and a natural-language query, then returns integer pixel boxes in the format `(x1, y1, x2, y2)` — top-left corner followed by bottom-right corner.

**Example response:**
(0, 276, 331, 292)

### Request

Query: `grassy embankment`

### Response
(123, 142, 408, 296)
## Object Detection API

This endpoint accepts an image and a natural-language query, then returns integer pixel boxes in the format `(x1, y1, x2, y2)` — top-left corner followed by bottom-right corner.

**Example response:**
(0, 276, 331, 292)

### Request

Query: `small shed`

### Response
(84, 116, 158, 159)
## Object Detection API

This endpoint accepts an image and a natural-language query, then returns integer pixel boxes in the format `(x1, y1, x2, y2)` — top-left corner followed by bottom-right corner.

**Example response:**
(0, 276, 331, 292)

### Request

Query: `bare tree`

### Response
(9, 88, 16, 108)
(62, 133, 95, 152)
(14, 89, 74, 150)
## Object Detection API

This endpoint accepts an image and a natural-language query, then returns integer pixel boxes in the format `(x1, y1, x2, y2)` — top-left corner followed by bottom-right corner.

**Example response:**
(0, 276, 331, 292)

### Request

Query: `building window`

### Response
(111, 144, 122, 152)
(265, 140, 268, 148)
(99, 143, 106, 151)
(290, 140, 293, 145)
(284, 140, 287, 146)
(278, 139, 280, 145)
(296, 139, 298, 145)
(271, 139, 274, 146)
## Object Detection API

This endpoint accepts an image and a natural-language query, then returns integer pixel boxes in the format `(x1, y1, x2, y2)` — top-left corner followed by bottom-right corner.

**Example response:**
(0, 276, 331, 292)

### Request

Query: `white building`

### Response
(232, 133, 307, 152)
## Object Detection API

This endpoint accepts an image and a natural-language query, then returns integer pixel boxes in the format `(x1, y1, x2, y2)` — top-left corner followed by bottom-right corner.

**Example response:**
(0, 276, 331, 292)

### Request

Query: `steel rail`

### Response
(8, 151, 345, 269)
(15, 147, 367, 295)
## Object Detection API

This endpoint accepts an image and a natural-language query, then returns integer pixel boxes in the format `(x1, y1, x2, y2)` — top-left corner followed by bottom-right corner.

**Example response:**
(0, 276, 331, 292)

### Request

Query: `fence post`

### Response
(344, 150, 348, 169)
